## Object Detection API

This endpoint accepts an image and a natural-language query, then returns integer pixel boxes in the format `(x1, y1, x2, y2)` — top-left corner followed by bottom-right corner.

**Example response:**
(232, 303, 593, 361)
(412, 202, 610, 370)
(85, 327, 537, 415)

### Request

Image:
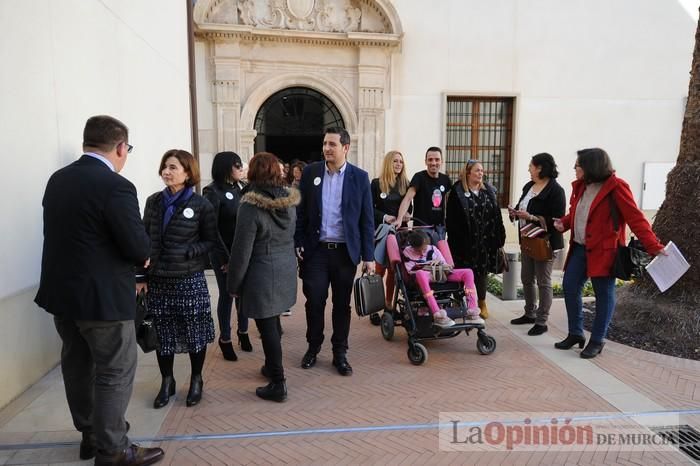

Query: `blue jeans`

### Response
(562, 243, 616, 343)
(213, 265, 248, 340)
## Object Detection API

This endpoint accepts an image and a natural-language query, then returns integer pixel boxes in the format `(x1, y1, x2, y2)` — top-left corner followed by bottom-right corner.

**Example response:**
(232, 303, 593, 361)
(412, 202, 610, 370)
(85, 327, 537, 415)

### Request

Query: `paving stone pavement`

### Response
(0, 274, 697, 465)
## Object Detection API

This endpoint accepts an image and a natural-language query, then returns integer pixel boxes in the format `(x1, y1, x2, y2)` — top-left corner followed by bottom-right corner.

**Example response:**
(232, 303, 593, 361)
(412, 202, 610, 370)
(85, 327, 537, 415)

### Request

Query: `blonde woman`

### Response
(370, 150, 411, 324)
(445, 160, 506, 318)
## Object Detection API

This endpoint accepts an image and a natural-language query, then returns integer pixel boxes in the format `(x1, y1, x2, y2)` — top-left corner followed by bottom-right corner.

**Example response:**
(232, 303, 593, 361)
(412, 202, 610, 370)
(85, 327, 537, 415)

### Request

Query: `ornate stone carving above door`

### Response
(202, 0, 394, 34)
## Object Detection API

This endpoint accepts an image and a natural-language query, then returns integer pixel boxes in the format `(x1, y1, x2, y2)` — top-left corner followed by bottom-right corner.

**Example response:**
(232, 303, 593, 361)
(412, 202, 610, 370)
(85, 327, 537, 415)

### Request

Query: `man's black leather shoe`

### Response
(332, 355, 353, 376)
(95, 444, 164, 466)
(301, 349, 318, 369)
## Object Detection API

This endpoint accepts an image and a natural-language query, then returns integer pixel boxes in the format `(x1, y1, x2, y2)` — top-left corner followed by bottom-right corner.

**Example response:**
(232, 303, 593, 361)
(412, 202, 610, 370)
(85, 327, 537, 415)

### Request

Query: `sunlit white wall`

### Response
(387, 0, 697, 205)
(0, 0, 191, 408)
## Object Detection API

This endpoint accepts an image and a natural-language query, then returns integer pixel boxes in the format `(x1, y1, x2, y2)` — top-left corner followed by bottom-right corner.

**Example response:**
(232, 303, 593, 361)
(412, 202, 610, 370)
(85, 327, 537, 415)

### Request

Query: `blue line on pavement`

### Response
(1, 408, 698, 451)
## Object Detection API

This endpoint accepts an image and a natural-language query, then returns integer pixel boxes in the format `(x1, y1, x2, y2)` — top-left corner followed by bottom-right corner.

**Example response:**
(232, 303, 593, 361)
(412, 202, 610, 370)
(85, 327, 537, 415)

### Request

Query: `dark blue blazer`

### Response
(35, 155, 151, 321)
(295, 161, 374, 265)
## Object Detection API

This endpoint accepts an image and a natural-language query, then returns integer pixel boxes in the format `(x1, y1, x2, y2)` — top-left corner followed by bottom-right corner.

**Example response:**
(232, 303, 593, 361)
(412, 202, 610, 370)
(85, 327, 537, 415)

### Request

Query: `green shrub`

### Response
(488, 275, 605, 298)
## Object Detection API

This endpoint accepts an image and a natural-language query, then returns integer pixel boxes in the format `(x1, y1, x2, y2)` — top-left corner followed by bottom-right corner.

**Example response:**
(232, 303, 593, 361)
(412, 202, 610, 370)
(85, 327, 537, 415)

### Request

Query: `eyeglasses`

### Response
(124, 143, 133, 154)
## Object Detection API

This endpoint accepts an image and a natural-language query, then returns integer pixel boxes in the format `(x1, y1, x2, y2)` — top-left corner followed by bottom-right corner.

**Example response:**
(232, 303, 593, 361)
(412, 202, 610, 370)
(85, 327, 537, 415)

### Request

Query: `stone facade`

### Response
(193, 0, 403, 175)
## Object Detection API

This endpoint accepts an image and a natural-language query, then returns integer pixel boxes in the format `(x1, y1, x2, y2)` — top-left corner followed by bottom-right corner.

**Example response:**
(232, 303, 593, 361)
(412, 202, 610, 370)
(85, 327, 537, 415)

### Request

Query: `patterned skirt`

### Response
(148, 272, 215, 355)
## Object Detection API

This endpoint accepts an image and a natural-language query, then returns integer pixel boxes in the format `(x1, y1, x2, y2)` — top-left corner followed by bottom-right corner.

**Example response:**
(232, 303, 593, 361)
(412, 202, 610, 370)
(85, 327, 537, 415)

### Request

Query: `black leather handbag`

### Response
(613, 238, 651, 281)
(353, 273, 386, 317)
(135, 291, 159, 353)
(608, 197, 651, 280)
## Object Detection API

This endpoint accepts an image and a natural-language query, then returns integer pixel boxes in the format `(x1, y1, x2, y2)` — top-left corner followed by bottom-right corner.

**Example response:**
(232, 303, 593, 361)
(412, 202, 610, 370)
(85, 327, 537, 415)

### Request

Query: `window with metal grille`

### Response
(445, 96, 514, 206)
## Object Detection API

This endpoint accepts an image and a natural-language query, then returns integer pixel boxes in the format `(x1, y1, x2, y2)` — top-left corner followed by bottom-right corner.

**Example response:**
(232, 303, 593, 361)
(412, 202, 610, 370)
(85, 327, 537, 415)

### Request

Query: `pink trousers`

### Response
(413, 269, 479, 316)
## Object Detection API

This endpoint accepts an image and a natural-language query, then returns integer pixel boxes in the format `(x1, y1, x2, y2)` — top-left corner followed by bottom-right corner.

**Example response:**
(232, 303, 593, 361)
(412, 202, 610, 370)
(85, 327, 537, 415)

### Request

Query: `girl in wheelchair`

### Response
(402, 230, 483, 328)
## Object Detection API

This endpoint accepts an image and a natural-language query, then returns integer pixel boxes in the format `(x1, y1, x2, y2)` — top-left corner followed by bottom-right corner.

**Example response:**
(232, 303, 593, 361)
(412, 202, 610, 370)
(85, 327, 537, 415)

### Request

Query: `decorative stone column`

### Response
(357, 47, 390, 178)
(211, 45, 242, 153)
(212, 79, 240, 152)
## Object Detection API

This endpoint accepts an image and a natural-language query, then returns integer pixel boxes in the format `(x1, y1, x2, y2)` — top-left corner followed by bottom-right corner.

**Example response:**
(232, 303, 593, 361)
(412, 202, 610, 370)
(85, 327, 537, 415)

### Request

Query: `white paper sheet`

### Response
(645, 241, 690, 293)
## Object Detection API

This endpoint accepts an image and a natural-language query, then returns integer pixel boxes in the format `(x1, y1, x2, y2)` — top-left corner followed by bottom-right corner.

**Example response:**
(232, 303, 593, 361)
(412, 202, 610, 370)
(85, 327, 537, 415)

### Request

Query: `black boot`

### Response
(153, 376, 176, 409)
(527, 324, 548, 336)
(511, 314, 536, 325)
(219, 338, 238, 361)
(554, 334, 586, 350)
(580, 341, 605, 359)
(256, 380, 287, 402)
(238, 331, 253, 352)
(186, 375, 203, 407)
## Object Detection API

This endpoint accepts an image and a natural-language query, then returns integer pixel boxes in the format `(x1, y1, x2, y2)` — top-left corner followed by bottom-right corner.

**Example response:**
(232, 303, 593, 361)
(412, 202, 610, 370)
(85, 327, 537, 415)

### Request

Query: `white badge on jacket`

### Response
(225, 192, 233, 200)
(183, 208, 194, 219)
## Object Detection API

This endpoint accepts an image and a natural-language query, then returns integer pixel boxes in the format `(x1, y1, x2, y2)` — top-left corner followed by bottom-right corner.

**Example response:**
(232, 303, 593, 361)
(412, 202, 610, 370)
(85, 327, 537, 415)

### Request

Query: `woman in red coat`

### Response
(553, 148, 665, 358)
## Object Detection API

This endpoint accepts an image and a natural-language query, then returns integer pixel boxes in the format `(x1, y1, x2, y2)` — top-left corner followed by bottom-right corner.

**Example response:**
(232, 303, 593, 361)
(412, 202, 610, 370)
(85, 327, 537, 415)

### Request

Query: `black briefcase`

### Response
(353, 273, 385, 317)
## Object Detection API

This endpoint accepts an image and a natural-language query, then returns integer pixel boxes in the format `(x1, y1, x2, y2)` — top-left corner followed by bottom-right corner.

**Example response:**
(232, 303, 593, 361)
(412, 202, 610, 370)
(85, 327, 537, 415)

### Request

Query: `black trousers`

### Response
(302, 244, 357, 354)
(256, 316, 284, 382)
(53, 316, 136, 453)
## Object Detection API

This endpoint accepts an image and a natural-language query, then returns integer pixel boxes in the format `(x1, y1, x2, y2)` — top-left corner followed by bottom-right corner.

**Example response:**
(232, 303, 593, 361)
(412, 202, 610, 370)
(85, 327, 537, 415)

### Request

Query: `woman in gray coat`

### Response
(227, 152, 300, 402)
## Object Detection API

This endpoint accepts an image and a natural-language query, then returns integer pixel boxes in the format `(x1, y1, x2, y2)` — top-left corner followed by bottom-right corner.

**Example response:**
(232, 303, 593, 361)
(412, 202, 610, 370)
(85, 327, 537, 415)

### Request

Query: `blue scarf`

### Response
(162, 186, 194, 229)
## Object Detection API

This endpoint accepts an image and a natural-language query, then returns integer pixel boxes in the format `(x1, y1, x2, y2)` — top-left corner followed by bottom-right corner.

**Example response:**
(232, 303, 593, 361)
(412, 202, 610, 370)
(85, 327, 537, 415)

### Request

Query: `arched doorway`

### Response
(254, 87, 345, 163)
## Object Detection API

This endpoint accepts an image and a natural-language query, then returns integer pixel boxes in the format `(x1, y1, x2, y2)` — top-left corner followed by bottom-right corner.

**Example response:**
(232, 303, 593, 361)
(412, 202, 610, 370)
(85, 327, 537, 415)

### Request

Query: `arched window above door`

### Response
(254, 87, 344, 162)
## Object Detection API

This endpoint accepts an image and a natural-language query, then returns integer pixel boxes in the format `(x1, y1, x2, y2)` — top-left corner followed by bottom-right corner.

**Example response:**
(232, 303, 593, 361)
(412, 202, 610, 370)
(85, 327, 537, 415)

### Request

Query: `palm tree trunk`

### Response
(644, 9, 700, 296)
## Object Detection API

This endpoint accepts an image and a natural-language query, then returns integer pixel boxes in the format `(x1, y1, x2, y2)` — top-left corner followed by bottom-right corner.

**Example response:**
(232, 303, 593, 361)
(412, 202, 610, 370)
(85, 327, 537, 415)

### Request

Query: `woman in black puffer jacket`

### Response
(142, 149, 227, 410)
(203, 151, 251, 360)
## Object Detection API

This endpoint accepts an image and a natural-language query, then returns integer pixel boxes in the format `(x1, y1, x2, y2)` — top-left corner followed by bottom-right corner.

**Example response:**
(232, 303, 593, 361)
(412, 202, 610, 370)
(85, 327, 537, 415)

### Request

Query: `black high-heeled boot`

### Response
(186, 375, 203, 407)
(219, 338, 238, 361)
(580, 341, 605, 359)
(153, 376, 176, 409)
(554, 334, 586, 350)
(238, 331, 253, 352)
(256, 380, 287, 402)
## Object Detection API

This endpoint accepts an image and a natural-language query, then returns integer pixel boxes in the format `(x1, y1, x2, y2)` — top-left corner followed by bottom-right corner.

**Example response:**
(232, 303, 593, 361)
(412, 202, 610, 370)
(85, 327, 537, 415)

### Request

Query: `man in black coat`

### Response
(35, 115, 164, 465)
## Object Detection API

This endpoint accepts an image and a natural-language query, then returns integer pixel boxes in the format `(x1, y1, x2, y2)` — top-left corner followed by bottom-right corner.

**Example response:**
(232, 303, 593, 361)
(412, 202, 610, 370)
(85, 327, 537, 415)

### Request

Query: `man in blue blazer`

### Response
(295, 127, 375, 375)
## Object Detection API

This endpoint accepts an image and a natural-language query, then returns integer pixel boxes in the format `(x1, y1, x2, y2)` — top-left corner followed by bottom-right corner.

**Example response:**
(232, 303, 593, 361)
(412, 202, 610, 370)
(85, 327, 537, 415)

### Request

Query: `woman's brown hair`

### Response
(576, 148, 614, 183)
(159, 149, 200, 187)
(248, 152, 285, 187)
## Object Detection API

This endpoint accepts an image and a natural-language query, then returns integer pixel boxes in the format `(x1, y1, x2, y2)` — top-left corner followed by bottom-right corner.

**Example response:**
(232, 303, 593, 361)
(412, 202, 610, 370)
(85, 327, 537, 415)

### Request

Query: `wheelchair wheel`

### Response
(477, 335, 497, 355)
(407, 342, 428, 365)
(369, 313, 381, 326)
(381, 312, 394, 341)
